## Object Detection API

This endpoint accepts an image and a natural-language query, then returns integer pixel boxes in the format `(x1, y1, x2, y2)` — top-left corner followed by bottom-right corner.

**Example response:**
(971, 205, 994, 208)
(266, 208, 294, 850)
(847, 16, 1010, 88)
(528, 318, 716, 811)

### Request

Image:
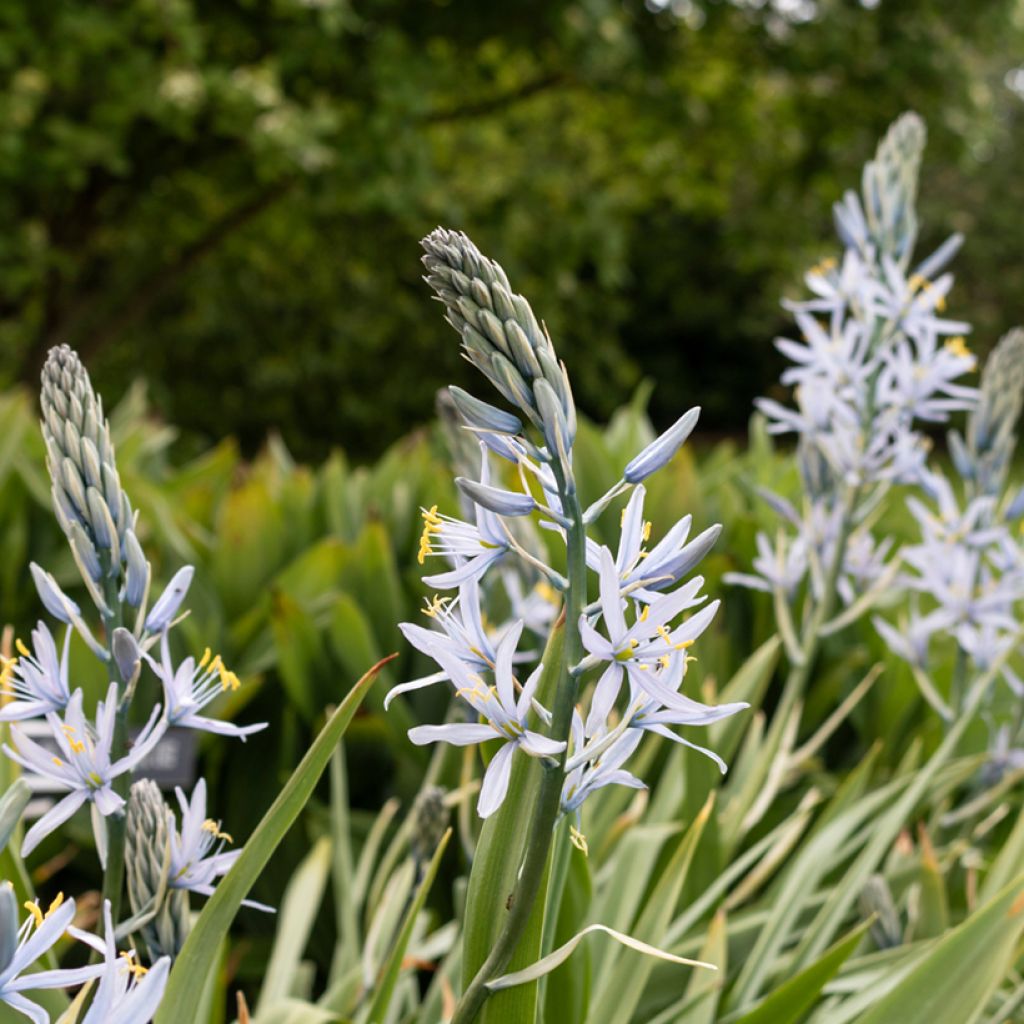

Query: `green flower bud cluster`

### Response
(860, 111, 925, 268)
(965, 328, 1024, 494)
(421, 229, 576, 462)
(125, 780, 190, 961)
(409, 785, 449, 868)
(40, 345, 150, 617)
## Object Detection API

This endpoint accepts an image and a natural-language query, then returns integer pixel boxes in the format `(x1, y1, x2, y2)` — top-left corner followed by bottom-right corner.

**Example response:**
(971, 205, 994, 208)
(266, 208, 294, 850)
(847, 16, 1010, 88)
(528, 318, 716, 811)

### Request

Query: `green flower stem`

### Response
(452, 462, 587, 1024)
(99, 570, 129, 938)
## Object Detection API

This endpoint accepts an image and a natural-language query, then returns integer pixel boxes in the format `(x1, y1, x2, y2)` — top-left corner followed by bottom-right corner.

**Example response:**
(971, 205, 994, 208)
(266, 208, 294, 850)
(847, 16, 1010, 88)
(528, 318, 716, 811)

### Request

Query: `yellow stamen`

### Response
(944, 336, 972, 360)
(198, 647, 212, 670)
(52, 757, 64, 768)
(202, 819, 234, 843)
(422, 594, 449, 618)
(638, 606, 649, 623)
(642, 521, 652, 542)
(569, 825, 589, 856)
(535, 580, 559, 605)
(47, 893, 65, 916)
(24, 901, 43, 927)
(15, 639, 30, 658)
(120, 950, 149, 979)
(418, 505, 441, 565)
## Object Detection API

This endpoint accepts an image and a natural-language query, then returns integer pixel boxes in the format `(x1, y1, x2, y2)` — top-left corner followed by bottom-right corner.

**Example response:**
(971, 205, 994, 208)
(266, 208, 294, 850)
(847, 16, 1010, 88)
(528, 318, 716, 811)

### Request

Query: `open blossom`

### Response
(408, 621, 565, 817)
(417, 447, 511, 588)
(585, 485, 721, 602)
(144, 632, 267, 740)
(0, 621, 72, 722)
(580, 546, 720, 718)
(4, 684, 165, 863)
(561, 712, 644, 816)
(167, 779, 272, 910)
(0, 887, 104, 1024)
(72, 902, 170, 1024)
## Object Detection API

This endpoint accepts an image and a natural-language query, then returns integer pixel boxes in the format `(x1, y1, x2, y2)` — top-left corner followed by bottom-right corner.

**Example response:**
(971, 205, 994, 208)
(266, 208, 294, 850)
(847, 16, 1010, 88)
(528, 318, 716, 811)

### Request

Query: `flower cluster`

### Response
(0, 346, 270, 1020)
(387, 229, 746, 830)
(873, 330, 1024, 723)
(729, 113, 977, 615)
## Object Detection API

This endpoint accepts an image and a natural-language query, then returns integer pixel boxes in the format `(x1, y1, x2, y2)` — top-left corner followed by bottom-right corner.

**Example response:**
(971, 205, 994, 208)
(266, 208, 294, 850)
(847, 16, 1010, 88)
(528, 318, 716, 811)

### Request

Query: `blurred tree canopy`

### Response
(0, 0, 1021, 459)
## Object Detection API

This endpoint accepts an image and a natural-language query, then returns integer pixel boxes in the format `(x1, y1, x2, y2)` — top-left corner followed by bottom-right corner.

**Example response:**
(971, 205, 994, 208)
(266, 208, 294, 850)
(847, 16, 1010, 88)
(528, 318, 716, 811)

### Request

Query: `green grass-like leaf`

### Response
(155, 655, 393, 1024)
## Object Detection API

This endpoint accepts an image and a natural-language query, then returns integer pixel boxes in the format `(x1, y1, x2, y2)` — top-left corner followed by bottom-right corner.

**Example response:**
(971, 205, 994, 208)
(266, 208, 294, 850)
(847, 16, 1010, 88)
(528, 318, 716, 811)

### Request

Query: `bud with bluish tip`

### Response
(455, 478, 536, 518)
(145, 566, 195, 635)
(125, 780, 191, 960)
(624, 407, 700, 484)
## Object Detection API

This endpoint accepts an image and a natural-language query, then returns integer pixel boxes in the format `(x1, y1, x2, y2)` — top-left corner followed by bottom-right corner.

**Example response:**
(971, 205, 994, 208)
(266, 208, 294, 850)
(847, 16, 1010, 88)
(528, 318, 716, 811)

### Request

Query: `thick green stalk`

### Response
(99, 571, 129, 934)
(452, 463, 587, 1024)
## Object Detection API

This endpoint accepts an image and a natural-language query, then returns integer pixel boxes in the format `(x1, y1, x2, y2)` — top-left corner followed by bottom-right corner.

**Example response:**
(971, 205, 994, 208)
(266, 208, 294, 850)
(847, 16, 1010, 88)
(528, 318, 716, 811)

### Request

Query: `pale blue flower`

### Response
(418, 450, 511, 589)
(0, 887, 104, 1024)
(0, 622, 72, 722)
(167, 779, 272, 911)
(72, 902, 170, 1024)
(579, 547, 719, 716)
(561, 712, 644, 815)
(386, 579, 499, 708)
(408, 621, 565, 817)
(3, 684, 166, 864)
(144, 633, 267, 741)
(585, 485, 721, 602)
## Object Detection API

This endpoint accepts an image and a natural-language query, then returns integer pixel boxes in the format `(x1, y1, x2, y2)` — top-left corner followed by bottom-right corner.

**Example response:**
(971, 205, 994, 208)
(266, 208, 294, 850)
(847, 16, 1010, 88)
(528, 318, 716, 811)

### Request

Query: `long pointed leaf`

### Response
(155, 655, 393, 1024)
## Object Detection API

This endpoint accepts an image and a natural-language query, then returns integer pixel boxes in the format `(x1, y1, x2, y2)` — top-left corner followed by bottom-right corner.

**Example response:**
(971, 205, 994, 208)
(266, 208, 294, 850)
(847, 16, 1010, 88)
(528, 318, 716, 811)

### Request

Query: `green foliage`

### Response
(3, 383, 1024, 1020)
(0, 3, 1022, 457)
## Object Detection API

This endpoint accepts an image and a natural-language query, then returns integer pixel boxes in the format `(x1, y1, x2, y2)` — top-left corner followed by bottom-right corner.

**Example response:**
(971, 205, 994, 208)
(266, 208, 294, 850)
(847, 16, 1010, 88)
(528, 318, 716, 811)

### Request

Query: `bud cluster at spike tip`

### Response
(39, 344, 149, 611)
(420, 227, 576, 454)
(952, 328, 1024, 497)
(125, 780, 191, 961)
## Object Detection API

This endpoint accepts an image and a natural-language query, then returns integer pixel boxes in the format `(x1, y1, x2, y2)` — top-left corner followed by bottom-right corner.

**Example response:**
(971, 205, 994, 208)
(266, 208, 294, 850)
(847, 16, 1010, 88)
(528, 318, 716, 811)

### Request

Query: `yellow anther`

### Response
(69, 739, 85, 754)
(421, 594, 449, 618)
(202, 819, 234, 843)
(219, 667, 241, 692)
(198, 647, 212, 670)
(620, 508, 627, 528)
(908, 273, 927, 293)
(535, 581, 558, 604)
(46, 893, 65, 917)
(642, 521, 652, 542)
(638, 606, 650, 623)
(24, 901, 43, 927)
(120, 950, 149, 979)
(569, 825, 589, 856)
(659, 655, 671, 669)
(15, 639, 30, 658)
(944, 336, 972, 360)
(52, 757, 64, 768)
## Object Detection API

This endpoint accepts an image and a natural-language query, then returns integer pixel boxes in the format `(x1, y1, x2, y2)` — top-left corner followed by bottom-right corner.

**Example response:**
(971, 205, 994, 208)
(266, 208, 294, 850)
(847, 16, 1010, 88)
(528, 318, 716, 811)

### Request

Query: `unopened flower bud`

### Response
(126, 780, 191, 960)
(410, 786, 449, 865)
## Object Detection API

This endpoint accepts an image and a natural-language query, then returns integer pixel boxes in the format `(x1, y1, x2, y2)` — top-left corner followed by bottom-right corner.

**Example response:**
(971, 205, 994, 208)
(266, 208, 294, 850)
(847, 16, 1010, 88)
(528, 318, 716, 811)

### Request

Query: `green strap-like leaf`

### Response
(486, 923, 714, 991)
(155, 655, 392, 1024)
(257, 836, 334, 1013)
(726, 919, 871, 1024)
(360, 827, 452, 1024)
(855, 875, 1024, 1024)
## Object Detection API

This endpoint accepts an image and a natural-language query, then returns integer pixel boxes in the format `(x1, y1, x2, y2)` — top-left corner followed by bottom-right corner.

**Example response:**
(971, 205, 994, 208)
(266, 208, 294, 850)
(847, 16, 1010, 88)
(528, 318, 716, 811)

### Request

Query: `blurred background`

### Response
(1, 0, 1022, 461)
